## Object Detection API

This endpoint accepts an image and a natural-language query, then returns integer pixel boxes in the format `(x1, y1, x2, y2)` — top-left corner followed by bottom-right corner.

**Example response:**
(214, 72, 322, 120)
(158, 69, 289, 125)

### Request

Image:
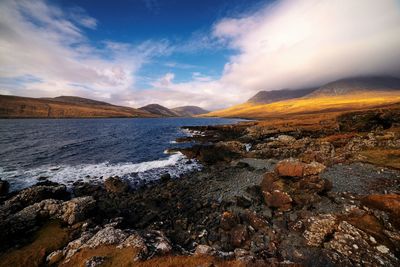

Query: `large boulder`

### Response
(325, 221, 399, 266)
(0, 196, 95, 242)
(59, 226, 149, 264)
(275, 159, 326, 178)
(260, 159, 330, 210)
(361, 194, 400, 227)
(1, 182, 70, 214)
(275, 158, 305, 177)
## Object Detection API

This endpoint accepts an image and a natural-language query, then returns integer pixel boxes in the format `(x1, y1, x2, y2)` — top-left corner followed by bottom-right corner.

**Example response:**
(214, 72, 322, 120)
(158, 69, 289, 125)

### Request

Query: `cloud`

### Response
(0, 0, 169, 102)
(213, 0, 400, 100)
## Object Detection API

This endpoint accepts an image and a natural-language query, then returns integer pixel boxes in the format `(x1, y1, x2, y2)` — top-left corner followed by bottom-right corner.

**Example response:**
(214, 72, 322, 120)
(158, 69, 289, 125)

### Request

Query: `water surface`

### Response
(0, 118, 242, 190)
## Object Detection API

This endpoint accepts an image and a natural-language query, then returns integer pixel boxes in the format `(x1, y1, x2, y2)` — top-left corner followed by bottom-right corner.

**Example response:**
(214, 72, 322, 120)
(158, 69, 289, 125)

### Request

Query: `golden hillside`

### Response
(0, 95, 156, 118)
(204, 92, 400, 119)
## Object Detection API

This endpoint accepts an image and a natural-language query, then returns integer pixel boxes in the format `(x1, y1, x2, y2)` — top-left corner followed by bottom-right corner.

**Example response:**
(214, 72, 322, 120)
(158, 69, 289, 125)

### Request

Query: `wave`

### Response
(0, 152, 201, 192)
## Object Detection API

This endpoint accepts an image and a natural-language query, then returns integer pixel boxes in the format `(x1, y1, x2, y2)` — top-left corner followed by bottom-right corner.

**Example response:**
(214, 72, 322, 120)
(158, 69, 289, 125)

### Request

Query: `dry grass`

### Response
(205, 92, 400, 119)
(135, 256, 247, 267)
(0, 221, 70, 267)
(63, 248, 249, 267)
(0, 95, 155, 118)
(60, 245, 141, 267)
(359, 149, 400, 169)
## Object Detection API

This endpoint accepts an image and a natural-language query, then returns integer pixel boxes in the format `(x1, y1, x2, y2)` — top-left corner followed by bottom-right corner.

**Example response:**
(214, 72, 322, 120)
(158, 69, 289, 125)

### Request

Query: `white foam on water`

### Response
(0, 152, 201, 191)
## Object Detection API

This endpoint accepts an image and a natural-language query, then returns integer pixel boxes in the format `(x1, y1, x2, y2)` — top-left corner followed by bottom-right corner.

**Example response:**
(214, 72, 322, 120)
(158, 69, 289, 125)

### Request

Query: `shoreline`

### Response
(0, 106, 400, 266)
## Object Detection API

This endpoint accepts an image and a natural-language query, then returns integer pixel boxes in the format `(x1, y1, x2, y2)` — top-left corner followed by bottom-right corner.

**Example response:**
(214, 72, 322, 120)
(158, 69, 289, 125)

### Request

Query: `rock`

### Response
(236, 195, 252, 208)
(276, 135, 296, 144)
(60, 196, 96, 225)
(325, 221, 399, 266)
(275, 158, 305, 177)
(220, 211, 239, 231)
(0, 179, 10, 196)
(104, 176, 129, 193)
(144, 230, 172, 255)
(263, 190, 292, 211)
(194, 244, 214, 256)
(0, 196, 95, 243)
(275, 159, 326, 178)
(63, 227, 149, 262)
(84, 226, 128, 248)
(361, 194, 400, 227)
(1, 183, 69, 214)
(46, 250, 64, 265)
(85, 256, 106, 267)
(303, 214, 338, 246)
(303, 161, 326, 176)
(244, 210, 268, 231)
(118, 233, 148, 261)
(216, 141, 246, 154)
(234, 248, 253, 261)
(230, 225, 249, 248)
(260, 172, 284, 192)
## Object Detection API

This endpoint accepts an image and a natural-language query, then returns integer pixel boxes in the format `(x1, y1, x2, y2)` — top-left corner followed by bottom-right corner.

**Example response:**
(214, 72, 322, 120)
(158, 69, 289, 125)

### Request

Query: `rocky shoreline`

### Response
(0, 107, 400, 266)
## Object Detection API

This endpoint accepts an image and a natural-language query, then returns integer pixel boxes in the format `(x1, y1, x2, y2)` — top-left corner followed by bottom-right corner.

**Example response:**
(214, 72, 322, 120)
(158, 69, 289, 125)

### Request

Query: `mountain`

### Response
(0, 95, 156, 118)
(42, 96, 113, 106)
(171, 106, 209, 117)
(204, 76, 400, 119)
(308, 76, 400, 97)
(139, 104, 180, 117)
(247, 88, 317, 104)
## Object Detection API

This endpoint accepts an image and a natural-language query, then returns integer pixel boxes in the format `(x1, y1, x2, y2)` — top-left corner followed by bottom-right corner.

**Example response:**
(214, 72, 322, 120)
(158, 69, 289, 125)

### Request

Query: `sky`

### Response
(1, 0, 400, 110)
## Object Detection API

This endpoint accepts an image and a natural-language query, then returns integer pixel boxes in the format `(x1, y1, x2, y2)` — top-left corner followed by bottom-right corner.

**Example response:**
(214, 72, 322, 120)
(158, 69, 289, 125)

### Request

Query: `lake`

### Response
(0, 118, 242, 191)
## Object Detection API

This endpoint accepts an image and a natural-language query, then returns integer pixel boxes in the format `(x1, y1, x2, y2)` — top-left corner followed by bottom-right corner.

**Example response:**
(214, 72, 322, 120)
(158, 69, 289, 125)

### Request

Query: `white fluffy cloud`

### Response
(0, 0, 169, 101)
(214, 0, 400, 99)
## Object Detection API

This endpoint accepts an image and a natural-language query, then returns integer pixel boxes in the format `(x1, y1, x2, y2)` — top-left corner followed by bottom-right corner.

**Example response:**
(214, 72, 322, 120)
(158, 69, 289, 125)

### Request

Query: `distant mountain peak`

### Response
(139, 104, 180, 117)
(247, 88, 317, 104)
(308, 76, 400, 97)
(139, 104, 209, 117)
(44, 96, 113, 106)
(171, 106, 209, 117)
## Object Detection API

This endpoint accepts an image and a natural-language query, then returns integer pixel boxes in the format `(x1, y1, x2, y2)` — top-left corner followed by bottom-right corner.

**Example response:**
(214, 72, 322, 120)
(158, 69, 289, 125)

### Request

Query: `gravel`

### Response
(322, 162, 400, 194)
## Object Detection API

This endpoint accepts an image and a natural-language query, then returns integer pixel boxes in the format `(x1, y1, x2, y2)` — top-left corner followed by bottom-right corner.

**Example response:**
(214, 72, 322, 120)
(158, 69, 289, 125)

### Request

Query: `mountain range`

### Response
(2, 75, 400, 119)
(0, 95, 208, 118)
(205, 76, 400, 118)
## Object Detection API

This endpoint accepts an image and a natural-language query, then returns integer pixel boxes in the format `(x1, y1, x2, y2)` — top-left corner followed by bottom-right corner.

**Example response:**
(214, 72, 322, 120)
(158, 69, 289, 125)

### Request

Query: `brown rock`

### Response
(275, 159, 326, 178)
(194, 244, 214, 256)
(260, 172, 283, 192)
(230, 225, 249, 248)
(263, 190, 292, 211)
(361, 194, 400, 227)
(303, 161, 326, 176)
(244, 210, 268, 230)
(220, 211, 239, 231)
(104, 176, 129, 193)
(275, 159, 305, 177)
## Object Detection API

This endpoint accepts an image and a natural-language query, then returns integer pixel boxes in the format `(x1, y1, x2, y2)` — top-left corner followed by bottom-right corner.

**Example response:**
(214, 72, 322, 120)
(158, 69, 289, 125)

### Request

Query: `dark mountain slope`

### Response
(247, 88, 317, 104)
(171, 106, 209, 117)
